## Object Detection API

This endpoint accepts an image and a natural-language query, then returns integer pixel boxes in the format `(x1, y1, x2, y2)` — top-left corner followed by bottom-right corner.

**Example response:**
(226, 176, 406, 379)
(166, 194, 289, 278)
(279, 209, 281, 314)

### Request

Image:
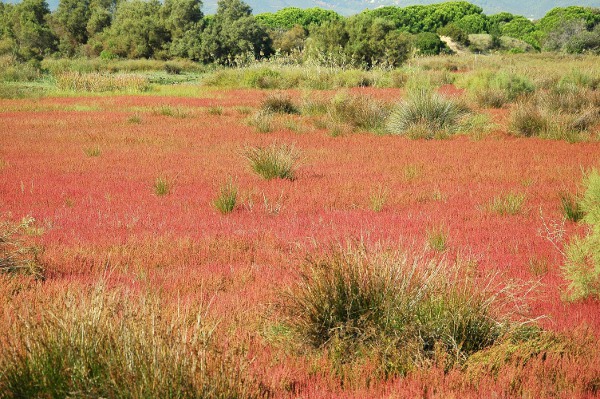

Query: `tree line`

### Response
(0, 0, 598, 67)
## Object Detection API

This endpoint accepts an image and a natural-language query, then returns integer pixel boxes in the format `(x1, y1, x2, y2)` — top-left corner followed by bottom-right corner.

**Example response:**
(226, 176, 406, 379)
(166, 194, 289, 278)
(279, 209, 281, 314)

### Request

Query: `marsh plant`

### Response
(244, 143, 299, 181)
(0, 285, 259, 398)
(153, 176, 171, 196)
(213, 180, 238, 214)
(387, 88, 469, 139)
(285, 245, 533, 376)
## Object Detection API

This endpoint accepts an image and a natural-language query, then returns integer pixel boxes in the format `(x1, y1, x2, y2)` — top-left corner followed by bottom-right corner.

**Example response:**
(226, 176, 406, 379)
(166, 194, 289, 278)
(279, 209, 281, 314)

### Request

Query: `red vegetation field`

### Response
(1, 88, 600, 397)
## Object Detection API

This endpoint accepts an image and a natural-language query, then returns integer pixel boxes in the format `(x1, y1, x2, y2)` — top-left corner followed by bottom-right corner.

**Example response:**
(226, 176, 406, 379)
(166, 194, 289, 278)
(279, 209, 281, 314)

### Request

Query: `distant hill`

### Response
(2, 0, 600, 19)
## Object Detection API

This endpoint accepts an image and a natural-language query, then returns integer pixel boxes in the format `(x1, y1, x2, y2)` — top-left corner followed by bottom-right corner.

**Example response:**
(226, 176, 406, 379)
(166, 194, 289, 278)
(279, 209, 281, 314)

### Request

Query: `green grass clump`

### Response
(463, 70, 535, 108)
(326, 93, 390, 133)
(487, 192, 526, 216)
(0, 285, 259, 398)
(387, 89, 468, 139)
(83, 146, 101, 157)
(285, 245, 525, 376)
(559, 191, 584, 222)
(213, 180, 238, 214)
(509, 100, 548, 137)
(427, 226, 449, 252)
(153, 176, 171, 196)
(0, 217, 45, 281)
(244, 143, 299, 181)
(247, 110, 275, 133)
(261, 92, 299, 114)
(369, 186, 388, 212)
(154, 106, 190, 118)
(563, 169, 600, 301)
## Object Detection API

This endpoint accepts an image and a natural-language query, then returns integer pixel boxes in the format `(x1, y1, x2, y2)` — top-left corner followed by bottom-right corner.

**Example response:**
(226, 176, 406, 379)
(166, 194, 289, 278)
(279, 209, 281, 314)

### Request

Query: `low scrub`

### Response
(387, 89, 469, 139)
(563, 170, 600, 301)
(284, 245, 532, 376)
(509, 100, 548, 137)
(244, 143, 299, 181)
(0, 285, 259, 398)
(462, 70, 535, 108)
(56, 72, 150, 93)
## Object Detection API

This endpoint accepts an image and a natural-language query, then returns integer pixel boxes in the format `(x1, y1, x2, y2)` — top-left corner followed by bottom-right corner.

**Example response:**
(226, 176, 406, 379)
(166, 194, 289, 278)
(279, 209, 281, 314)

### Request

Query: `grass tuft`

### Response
(153, 176, 171, 196)
(261, 93, 299, 114)
(559, 191, 584, 222)
(244, 143, 299, 181)
(562, 169, 600, 301)
(213, 180, 238, 214)
(247, 110, 275, 133)
(284, 245, 529, 376)
(487, 192, 526, 216)
(387, 89, 468, 139)
(0, 284, 259, 398)
(83, 146, 101, 157)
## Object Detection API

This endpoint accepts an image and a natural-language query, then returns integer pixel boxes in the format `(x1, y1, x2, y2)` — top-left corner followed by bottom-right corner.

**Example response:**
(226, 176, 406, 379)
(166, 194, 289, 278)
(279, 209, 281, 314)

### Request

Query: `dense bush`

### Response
(387, 88, 468, 139)
(285, 245, 531, 375)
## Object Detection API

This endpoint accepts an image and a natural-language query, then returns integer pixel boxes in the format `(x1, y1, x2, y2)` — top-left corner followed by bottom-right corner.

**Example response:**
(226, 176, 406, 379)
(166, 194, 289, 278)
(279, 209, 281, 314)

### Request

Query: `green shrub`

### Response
(244, 68, 282, 89)
(563, 170, 600, 301)
(244, 143, 299, 181)
(509, 101, 548, 137)
(464, 71, 535, 108)
(387, 89, 468, 139)
(261, 92, 299, 114)
(213, 180, 238, 214)
(0, 285, 258, 398)
(285, 245, 524, 376)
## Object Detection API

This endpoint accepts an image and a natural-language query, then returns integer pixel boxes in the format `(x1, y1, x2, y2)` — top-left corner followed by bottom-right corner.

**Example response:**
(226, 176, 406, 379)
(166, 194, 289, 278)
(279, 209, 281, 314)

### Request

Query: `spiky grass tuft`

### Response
(244, 143, 299, 181)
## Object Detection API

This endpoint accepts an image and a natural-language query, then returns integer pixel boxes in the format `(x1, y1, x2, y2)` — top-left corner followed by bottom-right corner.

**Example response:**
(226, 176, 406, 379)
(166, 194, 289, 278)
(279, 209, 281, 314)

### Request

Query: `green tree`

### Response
(345, 13, 410, 68)
(538, 6, 600, 35)
(487, 12, 516, 36)
(271, 24, 306, 54)
(454, 13, 488, 34)
(86, 0, 117, 38)
(199, 0, 272, 65)
(105, 0, 169, 59)
(51, 0, 92, 56)
(501, 16, 539, 49)
(414, 32, 447, 55)
(256, 7, 340, 31)
(9, 0, 56, 60)
(161, 0, 203, 38)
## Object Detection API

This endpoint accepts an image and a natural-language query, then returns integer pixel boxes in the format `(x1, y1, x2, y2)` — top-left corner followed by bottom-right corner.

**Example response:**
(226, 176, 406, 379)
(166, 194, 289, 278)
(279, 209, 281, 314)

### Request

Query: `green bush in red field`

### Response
(285, 245, 530, 376)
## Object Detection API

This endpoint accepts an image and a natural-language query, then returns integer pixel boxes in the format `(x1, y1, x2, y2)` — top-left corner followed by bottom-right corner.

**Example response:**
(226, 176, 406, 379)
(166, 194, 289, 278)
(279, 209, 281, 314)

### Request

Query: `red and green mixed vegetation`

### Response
(1, 51, 600, 397)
